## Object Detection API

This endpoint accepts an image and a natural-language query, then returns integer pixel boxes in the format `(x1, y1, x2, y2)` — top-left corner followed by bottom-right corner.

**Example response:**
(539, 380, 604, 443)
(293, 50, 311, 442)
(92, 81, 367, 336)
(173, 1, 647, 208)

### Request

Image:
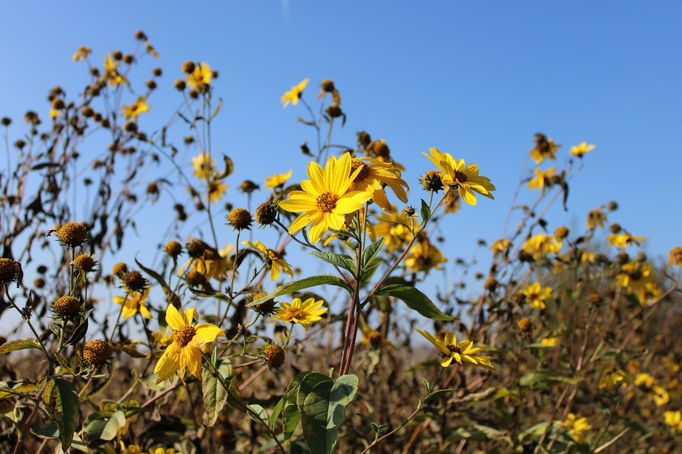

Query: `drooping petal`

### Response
(154, 342, 181, 383)
(193, 323, 225, 344)
(166, 304, 187, 331)
(289, 211, 316, 234)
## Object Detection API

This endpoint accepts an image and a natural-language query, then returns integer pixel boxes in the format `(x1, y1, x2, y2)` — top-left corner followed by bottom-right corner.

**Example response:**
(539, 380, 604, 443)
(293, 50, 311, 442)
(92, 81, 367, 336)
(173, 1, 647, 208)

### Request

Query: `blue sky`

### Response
(1, 0, 681, 274)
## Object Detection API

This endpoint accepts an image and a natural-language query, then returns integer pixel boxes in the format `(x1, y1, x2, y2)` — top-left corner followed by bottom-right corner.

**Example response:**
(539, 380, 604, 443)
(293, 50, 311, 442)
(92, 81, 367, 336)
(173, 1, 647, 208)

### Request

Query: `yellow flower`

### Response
(607, 233, 645, 249)
(348, 156, 408, 211)
(527, 167, 556, 191)
(179, 245, 233, 282)
(371, 208, 414, 253)
(599, 369, 627, 389)
(274, 297, 327, 327)
(521, 282, 552, 310)
(530, 135, 560, 164)
(580, 250, 597, 264)
(490, 239, 511, 256)
(586, 209, 606, 229)
(122, 96, 150, 119)
(279, 152, 372, 243)
(416, 329, 494, 369)
(192, 152, 216, 181)
(653, 385, 670, 406)
(423, 148, 495, 206)
(265, 170, 292, 189)
(634, 372, 656, 388)
(405, 237, 447, 273)
(243, 240, 293, 281)
(563, 413, 591, 443)
(540, 337, 559, 347)
(615, 262, 662, 305)
(72, 46, 91, 62)
(187, 63, 213, 90)
(281, 78, 309, 107)
(522, 233, 563, 260)
(663, 411, 682, 432)
(153, 305, 224, 383)
(208, 180, 227, 204)
(570, 142, 595, 158)
(119, 441, 143, 454)
(103, 54, 127, 87)
(668, 246, 682, 267)
(114, 288, 152, 319)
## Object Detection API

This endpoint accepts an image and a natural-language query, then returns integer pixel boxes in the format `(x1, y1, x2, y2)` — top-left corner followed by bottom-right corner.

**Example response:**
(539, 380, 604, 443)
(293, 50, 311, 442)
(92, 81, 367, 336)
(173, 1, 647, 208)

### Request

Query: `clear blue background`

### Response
(1, 0, 680, 271)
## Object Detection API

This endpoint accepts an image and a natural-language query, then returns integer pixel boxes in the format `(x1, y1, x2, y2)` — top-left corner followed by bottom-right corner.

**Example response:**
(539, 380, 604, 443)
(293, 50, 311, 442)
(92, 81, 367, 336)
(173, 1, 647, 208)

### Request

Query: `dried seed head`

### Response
(420, 170, 444, 192)
(73, 254, 97, 273)
(239, 180, 259, 194)
(250, 292, 276, 316)
(367, 140, 390, 159)
(186, 270, 208, 288)
(227, 208, 252, 230)
(0, 258, 21, 285)
(609, 223, 622, 234)
(34, 277, 45, 289)
(320, 80, 336, 93)
(554, 226, 569, 240)
(186, 238, 209, 258)
(326, 105, 343, 118)
(516, 317, 532, 332)
(56, 221, 89, 247)
(174, 79, 186, 91)
(262, 343, 285, 369)
(82, 339, 112, 367)
(54, 295, 81, 318)
(255, 201, 278, 226)
(112, 262, 128, 277)
(357, 131, 372, 148)
(121, 270, 148, 293)
(181, 60, 196, 74)
(164, 240, 182, 258)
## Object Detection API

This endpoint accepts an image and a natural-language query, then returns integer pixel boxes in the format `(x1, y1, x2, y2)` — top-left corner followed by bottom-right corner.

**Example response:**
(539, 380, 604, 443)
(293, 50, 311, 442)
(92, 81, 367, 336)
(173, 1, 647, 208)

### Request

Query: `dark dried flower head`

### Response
(255, 201, 278, 226)
(262, 343, 285, 369)
(112, 262, 128, 277)
(54, 295, 80, 318)
(239, 180, 259, 194)
(227, 208, 252, 230)
(121, 270, 148, 293)
(56, 221, 89, 247)
(421, 170, 444, 192)
(250, 292, 276, 316)
(186, 238, 210, 258)
(186, 270, 208, 288)
(82, 339, 112, 367)
(182, 60, 196, 74)
(0, 258, 21, 285)
(554, 226, 569, 240)
(165, 240, 182, 258)
(73, 254, 97, 273)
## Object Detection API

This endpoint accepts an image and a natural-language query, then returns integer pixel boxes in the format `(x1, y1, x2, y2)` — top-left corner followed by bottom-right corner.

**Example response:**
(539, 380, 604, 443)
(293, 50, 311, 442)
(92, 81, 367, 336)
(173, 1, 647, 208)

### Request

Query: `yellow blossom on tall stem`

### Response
(187, 63, 213, 90)
(192, 152, 216, 181)
(530, 134, 560, 163)
(153, 305, 224, 383)
(265, 170, 292, 189)
(521, 282, 552, 310)
(663, 411, 682, 432)
(416, 329, 494, 369)
(607, 233, 645, 249)
(405, 236, 446, 273)
(423, 148, 495, 206)
(586, 209, 606, 229)
(522, 233, 563, 260)
(274, 297, 327, 328)
(243, 240, 293, 281)
(103, 54, 127, 87)
(370, 208, 414, 253)
(281, 78, 309, 107)
(570, 142, 595, 158)
(279, 152, 372, 243)
(121, 96, 149, 119)
(207, 180, 227, 203)
(348, 156, 408, 211)
(528, 167, 556, 191)
(563, 413, 591, 443)
(490, 239, 511, 256)
(114, 288, 152, 319)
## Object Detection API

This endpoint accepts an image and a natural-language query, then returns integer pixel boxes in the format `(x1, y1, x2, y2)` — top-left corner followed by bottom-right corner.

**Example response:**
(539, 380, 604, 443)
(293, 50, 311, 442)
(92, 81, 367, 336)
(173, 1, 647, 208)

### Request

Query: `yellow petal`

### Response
(194, 323, 225, 343)
(166, 304, 187, 331)
(154, 343, 181, 383)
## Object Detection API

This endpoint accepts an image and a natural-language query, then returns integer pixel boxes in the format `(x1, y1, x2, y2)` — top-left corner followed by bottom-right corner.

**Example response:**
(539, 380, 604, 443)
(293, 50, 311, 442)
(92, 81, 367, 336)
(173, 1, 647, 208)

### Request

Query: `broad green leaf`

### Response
(377, 284, 453, 321)
(420, 199, 431, 222)
(201, 359, 233, 426)
(248, 275, 351, 307)
(51, 378, 79, 449)
(309, 250, 356, 274)
(423, 388, 458, 403)
(247, 403, 269, 424)
(100, 410, 126, 441)
(362, 238, 384, 267)
(0, 339, 41, 354)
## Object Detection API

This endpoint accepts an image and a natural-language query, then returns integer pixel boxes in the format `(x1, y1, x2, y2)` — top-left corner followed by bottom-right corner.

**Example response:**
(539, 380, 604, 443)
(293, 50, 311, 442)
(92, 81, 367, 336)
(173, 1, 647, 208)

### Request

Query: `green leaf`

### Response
(248, 275, 351, 307)
(100, 410, 126, 441)
(309, 251, 356, 274)
(201, 358, 233, 427)
(377, 284, 453, 321)
(519, 370, 579, 389)
(362, 238, 384, 267)
(50, 378, 79, 449)
(298, 374, 359, 454)
(247, 404, 269, 424)
(423, 388, 458, 403)
(420, 199, 431, 223)
(0, 339, 41, 354)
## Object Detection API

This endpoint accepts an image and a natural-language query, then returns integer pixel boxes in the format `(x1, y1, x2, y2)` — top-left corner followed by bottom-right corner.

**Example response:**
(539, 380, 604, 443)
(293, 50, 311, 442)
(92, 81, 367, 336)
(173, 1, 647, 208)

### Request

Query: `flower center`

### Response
(316, 192, 338, 213)
(350, 160, 371, 183)
(287, 308, 308, 320)
(447, 344, 462, 354)
(173, 326, 196, 347)
(454, 170, 468, 183)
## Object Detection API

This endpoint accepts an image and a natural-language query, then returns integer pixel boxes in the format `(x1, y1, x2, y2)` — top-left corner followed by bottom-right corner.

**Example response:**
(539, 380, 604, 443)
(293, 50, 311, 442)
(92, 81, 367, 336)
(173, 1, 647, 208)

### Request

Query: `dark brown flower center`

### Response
(350, 160, 371, 183)
(316, 192, 338, 213)
(173, 326, 196, 347)
(447, 344, 462, 354)
(454, 170, 468, 183)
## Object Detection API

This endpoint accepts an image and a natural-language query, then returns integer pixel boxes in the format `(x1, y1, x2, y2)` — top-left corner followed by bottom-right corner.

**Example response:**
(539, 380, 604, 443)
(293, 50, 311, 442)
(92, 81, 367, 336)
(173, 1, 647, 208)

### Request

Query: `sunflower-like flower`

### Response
(570, 142, 595, 158)
(528, 167, 556, 191)
(243, 240, 293, 281)
(281, 78, 309, 107)
(274, 297, 327, 328)
(663, 411, 682, 432)
(370, 208, 415, 253)
(187, 63, 213, 91)
(490, 239, 511, 256)
(265, 170, 292, 189)
(669, 246, 682, 267)
(521, 282, 552, 310)
(563, 413, 591, 443)
(192, 152, 216, 181)
(416, 329, 494, 369)
(72, 46, 91, 62)
(121, 96, 149, 119)
(522, 233, 563, 260)
(208, 181, 227, 203)
(530, 133, 560, 164)
(103, 54, 127, 87)
(423, 148, 495, 206)
(153, 305, 224, 383)
(587, 209, 606, 229)
(348, 156, 408, 211)
(615, 262, 662, 305)
(607, 233, 645, 249)
(279, 152, 372, 243)
(179, 244, 233, 282)
(114, 288, 152, 319)
(405, 236, 446, 273)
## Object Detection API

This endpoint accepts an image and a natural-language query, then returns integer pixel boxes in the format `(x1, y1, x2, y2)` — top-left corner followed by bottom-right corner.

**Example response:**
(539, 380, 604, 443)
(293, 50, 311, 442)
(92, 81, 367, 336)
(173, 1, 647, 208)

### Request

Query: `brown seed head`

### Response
(255, 201, 278, 226)
(186, 270, 208, 288)
(54, 295, 81, 318)
(82, 339, 112, 367)
(227, 208, 252, 230)
(250, 292, 276, 316)
(262, 343, 285, 369)
(56, 221, 89, 247)
(173, 326, 196, 347)
(73, 254, 96, 273)
(0, 258, 21, 285)
(554, 226, 569, 240)
(165, 240, 182, 258)
(112, 262, 128, 277)
(186, 238, 209, 258)
(182, 61, 196, 74)
(121, 270, 148, 293)
(239, 180, 259, 194)
(421, 170, 444, 192)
